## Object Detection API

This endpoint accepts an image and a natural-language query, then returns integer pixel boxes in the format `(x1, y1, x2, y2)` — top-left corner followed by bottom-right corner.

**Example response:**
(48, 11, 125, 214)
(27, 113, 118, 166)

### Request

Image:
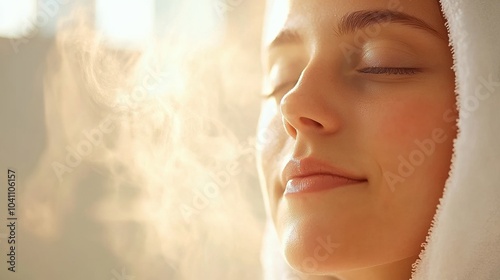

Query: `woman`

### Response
(258, 0, 500, 279)
(12, 0, 500, 279)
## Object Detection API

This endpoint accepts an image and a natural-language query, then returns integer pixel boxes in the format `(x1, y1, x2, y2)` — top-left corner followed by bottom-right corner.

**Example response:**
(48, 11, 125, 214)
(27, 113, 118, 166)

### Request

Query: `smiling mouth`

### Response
(285, 174, 367, 195)
(282, 157, 367, 195)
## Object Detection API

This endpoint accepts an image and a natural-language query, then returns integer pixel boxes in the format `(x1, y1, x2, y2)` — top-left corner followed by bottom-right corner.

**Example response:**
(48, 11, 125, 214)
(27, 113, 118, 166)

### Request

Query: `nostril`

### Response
(299, 117, 323, 129)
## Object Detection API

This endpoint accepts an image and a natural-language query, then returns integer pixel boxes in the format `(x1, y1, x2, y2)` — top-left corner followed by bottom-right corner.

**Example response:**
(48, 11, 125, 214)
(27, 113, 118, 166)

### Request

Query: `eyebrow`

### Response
(269, 9, 445, 49)
(337, 9, 442, 37)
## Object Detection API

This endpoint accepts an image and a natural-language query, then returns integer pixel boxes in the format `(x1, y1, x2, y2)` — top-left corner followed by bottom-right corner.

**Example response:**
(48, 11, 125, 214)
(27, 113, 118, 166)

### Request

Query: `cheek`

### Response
(256, 100, 291, 217)
(256, 100, 287, 166)
(356, 84, 457, 193)
(365, 87, 457, 196)
(380, 99, 440, 151)
(372, 88, 452, 151)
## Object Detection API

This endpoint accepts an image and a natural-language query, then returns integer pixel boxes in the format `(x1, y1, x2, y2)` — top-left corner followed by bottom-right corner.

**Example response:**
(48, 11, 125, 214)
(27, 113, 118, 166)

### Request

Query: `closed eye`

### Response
(357, 67, 421, 75)
(262, 80, 297, 98)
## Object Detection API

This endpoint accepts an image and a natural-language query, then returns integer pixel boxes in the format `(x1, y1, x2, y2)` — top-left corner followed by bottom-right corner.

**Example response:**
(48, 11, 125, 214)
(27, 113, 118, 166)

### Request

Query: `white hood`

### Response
(262, 1, 500, 279)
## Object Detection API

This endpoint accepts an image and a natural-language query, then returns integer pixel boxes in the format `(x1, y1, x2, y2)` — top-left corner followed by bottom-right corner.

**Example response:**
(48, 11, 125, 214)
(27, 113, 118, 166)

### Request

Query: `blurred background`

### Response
(0, 0, 266, 279)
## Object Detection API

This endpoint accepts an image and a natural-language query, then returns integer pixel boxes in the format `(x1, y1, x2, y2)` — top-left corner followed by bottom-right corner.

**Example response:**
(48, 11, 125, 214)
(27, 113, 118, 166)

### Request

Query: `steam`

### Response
(21, 1, 265, 279)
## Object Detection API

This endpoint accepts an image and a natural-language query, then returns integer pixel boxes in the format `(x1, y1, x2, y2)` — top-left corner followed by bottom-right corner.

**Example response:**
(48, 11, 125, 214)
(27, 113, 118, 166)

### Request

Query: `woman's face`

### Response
(257, 0, 457, 277)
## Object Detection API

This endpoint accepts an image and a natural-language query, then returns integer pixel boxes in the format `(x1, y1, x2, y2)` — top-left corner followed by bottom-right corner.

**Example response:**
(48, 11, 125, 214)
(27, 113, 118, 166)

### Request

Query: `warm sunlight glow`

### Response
(0, 0, 36, 38)
(168, 0, 223, 46)
(96, 0, 155, 49)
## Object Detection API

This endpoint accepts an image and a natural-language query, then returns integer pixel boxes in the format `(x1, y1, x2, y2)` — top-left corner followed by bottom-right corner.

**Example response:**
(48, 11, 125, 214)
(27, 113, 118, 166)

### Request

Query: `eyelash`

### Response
(357, 67, 421, 75)
(264, 67, 420, 98)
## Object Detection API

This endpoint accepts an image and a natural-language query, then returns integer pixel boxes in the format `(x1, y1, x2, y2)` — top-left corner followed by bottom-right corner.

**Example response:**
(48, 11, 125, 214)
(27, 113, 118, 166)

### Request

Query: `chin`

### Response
(278, 221, 347, 274)
(279, 221, 419, 275)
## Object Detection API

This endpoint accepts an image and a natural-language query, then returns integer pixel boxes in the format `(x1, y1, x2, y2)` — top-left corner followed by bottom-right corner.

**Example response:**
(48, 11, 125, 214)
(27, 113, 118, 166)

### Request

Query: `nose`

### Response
(280, 64, 342, 139)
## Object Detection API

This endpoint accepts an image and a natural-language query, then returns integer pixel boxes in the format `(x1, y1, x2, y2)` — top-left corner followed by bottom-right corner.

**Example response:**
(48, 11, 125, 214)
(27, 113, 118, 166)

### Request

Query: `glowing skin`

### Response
(256, 1, 457, 279)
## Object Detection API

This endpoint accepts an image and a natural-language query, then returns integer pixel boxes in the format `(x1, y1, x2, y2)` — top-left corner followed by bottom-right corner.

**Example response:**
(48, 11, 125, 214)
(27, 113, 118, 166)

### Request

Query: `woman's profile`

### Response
(258, 0, 500, 279)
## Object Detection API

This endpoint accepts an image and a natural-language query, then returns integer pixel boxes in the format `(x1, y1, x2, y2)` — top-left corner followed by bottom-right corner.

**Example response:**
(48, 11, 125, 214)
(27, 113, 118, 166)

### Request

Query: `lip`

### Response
(282, 157, 367, 195)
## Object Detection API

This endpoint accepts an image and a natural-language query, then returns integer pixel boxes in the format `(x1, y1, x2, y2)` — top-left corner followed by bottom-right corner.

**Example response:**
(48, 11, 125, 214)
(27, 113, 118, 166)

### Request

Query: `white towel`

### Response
(411, 1, 500, 279)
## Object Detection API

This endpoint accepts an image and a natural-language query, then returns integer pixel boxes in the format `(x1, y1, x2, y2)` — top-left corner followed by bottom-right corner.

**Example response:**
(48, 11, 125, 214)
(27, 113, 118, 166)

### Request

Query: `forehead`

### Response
(263, 0, 447, 47)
